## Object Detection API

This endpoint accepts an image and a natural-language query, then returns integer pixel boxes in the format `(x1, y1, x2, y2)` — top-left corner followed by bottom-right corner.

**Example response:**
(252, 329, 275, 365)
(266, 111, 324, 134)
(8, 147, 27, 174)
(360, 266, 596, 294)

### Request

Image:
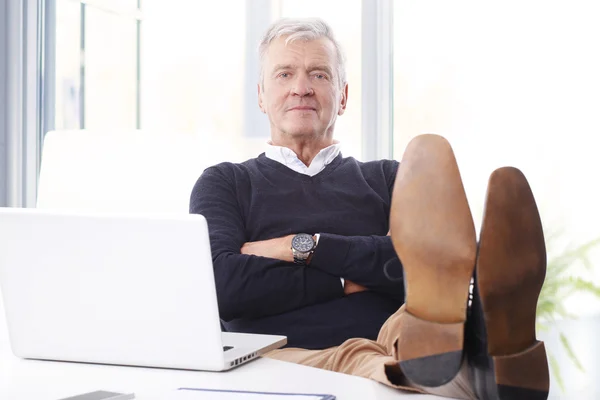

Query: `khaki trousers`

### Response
(264, 305, 477, 399)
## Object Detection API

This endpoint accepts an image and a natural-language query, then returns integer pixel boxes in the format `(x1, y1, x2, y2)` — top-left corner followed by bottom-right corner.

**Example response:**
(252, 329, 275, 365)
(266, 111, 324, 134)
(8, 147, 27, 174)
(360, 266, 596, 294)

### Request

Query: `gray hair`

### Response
(258, 18, 347, 89)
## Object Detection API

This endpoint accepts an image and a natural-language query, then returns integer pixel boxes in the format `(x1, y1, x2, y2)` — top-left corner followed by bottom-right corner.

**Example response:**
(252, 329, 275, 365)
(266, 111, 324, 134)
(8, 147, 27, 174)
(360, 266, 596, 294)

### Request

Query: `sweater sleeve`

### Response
(308, 159, 404, 300)
(309, 234, 404, 300)
(189, 165, 344, 321)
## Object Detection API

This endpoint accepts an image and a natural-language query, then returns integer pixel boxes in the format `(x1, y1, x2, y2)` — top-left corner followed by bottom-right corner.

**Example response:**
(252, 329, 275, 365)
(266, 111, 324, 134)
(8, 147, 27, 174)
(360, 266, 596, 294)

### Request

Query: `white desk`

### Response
(0, 301, 441, 400)
(0, 354, 444, 400)
(1, 293, 594, 399)
(2, 308, 594, 399)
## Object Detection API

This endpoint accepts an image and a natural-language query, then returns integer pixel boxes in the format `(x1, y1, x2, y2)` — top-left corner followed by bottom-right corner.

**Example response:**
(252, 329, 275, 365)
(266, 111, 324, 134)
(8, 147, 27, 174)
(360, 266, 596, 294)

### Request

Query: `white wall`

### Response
(393, 0, 600, 316)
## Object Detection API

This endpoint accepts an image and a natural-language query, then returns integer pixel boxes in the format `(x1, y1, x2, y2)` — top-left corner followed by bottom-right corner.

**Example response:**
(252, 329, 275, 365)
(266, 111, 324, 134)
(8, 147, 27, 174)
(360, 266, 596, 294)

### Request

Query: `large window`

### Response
(44, 0, 600, 301)
(139, 0, 250, 160)
(54, 0, 140, 131)
(45, 0, 600, 250)
(50, 0, 364, 161)
(85, 4, 138, 129)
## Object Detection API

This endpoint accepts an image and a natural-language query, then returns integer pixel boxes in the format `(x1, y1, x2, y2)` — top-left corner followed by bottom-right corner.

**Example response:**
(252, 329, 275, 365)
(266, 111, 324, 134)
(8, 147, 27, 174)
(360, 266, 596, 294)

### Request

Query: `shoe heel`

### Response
(494, 341, 550, 399)
(397, 311, 464, 387)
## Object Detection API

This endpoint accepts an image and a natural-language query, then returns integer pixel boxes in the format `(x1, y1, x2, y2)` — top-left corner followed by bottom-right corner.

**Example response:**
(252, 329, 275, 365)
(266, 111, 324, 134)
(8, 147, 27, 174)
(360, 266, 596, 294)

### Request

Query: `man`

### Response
(190, 18, 549, 399)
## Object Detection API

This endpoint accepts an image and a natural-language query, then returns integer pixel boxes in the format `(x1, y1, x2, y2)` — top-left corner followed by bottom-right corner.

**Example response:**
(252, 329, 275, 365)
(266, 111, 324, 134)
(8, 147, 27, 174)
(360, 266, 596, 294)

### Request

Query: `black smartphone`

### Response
(58, 391, 135, 400)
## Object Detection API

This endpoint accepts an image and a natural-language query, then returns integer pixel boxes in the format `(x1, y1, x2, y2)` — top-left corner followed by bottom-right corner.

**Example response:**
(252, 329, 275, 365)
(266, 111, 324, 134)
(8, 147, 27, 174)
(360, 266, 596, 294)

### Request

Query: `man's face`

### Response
(258, 36, 348, 140)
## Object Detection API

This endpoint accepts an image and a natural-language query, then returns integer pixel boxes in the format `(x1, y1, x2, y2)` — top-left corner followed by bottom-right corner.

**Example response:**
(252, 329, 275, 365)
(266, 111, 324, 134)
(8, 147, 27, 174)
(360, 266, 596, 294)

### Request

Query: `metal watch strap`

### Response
(292, 248, 310, 265)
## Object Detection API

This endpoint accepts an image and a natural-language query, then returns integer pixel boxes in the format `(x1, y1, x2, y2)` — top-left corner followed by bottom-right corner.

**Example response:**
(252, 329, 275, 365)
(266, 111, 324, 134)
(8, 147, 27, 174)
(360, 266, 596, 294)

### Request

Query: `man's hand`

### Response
(344, 279, 368, 295)
(241, 235, 295, 262)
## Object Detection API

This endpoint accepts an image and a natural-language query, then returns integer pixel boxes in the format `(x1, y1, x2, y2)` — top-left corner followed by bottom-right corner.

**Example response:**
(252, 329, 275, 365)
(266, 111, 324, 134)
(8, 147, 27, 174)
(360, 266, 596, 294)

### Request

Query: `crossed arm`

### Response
(240, 234, 393, 295)
(190, 167, 404, 322)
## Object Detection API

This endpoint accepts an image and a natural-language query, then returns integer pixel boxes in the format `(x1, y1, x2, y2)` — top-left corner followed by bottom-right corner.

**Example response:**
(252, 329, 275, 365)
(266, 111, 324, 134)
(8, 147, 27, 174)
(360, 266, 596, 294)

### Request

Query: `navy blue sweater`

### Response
(189, 153, 405, 349)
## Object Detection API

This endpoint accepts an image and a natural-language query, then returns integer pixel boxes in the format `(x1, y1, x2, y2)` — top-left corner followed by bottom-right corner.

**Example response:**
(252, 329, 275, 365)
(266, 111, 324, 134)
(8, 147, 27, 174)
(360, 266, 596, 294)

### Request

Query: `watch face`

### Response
(292, 233, 314, 253)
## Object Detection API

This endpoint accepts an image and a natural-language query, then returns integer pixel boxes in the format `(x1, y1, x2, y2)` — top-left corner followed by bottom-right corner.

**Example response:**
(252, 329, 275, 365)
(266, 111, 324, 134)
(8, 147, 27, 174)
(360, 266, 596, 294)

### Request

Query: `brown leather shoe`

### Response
(466, 167, 550, 399)
(389, 134, 477, 387)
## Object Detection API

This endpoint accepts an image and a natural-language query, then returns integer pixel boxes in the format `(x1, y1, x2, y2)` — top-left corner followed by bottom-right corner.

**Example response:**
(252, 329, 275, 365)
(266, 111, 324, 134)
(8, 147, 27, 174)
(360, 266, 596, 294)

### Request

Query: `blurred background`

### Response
(44, 0, 600, 310)
(1, 0, 599, 397)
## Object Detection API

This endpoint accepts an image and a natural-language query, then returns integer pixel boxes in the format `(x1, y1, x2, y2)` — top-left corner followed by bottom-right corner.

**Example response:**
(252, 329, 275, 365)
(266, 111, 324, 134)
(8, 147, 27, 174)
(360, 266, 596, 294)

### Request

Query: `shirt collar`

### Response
(265, 141, 341, 176)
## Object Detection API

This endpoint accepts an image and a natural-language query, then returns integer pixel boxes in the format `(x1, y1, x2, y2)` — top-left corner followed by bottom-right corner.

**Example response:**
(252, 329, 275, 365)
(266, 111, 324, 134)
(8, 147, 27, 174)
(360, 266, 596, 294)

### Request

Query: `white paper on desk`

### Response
(169, 389, 332, 400)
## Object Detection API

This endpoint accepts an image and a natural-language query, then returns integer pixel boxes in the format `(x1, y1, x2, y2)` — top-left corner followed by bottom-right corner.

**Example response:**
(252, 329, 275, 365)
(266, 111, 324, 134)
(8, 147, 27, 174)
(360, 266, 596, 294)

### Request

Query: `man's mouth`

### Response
(288, 106, 316, 112)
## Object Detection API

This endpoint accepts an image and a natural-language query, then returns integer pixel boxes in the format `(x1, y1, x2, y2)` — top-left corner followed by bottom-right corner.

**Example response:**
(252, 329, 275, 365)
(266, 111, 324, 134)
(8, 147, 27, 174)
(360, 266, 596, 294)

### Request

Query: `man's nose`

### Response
(291, 75, 314, 96)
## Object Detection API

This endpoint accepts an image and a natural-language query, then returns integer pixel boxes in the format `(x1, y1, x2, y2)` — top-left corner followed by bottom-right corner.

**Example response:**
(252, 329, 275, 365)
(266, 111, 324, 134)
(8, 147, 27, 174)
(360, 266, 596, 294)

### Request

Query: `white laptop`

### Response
(0, 207, 286, 371)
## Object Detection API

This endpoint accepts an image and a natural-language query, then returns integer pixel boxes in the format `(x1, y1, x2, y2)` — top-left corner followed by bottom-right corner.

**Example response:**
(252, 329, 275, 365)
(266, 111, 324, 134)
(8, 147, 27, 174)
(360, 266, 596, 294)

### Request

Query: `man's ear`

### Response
(338, 83, 349, 116)
(257, 83, 266, 113)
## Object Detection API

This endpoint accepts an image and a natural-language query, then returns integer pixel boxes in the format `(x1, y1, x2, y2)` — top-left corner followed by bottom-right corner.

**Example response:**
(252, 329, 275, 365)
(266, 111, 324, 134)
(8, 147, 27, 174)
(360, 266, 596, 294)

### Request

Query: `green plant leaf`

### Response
(549, 237, 600, 268)
(580, 255, 594, 271)
(575, 237, 600, 253)
(536, 299, 557, 318)
(549, 353, 565, 392)
(559, 332, 585, 372)
(565, 277, 600, 298)
(537, 233, 600, 381)
(553, 302, 576, 320)
(536, 322, 550, 332)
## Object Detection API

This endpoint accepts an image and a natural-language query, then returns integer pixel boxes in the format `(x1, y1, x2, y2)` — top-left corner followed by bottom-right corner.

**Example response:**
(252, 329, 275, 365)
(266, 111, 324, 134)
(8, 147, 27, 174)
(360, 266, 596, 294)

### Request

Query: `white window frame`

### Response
(244, 0, 394, 160)
(243, 0, 272, 139)
(361, 0, 393, 161)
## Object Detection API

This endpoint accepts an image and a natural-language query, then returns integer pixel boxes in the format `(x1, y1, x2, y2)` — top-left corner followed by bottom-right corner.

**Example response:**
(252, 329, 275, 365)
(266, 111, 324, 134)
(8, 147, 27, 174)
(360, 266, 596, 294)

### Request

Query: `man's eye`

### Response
(279, 72, 289, 78)
(315, 74, 325, 79)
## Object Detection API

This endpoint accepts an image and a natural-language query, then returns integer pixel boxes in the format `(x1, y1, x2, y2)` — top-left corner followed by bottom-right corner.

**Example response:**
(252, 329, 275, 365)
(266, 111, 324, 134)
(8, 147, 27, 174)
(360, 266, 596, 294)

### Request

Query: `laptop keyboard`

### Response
(223, 346, 233, 352)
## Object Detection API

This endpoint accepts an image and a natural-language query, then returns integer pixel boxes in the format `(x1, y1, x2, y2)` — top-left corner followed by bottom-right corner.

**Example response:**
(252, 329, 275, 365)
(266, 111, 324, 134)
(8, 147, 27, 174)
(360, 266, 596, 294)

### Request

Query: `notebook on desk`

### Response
(0, 208, 286, 372)
(174, 388, 336, 399)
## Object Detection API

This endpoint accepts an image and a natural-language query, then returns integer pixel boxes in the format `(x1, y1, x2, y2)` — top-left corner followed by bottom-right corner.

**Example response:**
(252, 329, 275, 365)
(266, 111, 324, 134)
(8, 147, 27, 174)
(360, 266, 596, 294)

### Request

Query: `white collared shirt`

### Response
(264, 141, 345, 289)
(265, 142, 341, 176)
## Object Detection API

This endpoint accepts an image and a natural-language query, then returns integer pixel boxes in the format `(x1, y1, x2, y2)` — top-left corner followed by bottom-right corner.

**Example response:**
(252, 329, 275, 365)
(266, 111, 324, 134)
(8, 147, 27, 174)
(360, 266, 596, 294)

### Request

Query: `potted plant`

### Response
(536, 230, 600, 390)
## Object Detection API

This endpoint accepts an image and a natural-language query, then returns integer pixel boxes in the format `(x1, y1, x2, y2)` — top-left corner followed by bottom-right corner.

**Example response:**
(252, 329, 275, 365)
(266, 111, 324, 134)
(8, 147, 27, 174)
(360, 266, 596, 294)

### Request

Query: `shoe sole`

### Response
(470, 167, 549, 399)
(389, 134, 477, 387)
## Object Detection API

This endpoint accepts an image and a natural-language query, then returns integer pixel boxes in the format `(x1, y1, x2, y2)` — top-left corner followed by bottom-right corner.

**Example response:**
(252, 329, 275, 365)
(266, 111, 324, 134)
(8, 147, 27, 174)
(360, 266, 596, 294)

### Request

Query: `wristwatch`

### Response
(291, 233, 317, 265)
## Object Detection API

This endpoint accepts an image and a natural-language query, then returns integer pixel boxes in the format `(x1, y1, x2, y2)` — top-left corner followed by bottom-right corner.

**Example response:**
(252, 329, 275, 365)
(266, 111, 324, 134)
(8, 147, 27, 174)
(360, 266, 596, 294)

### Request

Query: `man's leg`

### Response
(265, 305, 476, 399)
(264, 329, 423, 394)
